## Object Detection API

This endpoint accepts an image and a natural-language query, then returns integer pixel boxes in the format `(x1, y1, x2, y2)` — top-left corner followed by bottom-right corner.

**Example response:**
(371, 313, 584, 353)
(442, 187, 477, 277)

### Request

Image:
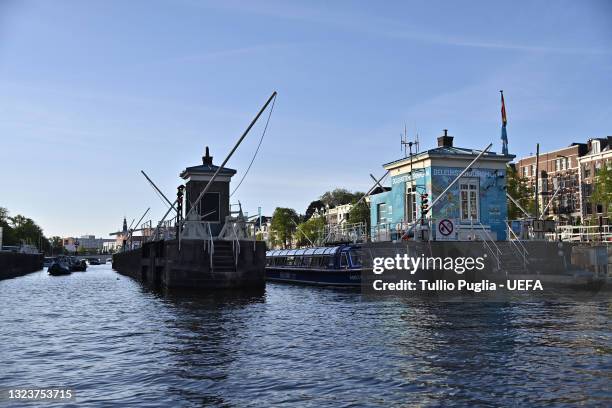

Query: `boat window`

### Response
(325, 255, 335, 268)
(303, 256, 311, 267)
(294, 256, 302, 267)
(286, 256, 294, 266)
(349, 251, 362, 267)
(340, 253, 348, 268)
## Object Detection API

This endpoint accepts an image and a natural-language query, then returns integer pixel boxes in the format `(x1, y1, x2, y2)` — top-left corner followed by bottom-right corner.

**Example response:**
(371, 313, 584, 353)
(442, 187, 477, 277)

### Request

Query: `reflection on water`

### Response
(0, 265, 610, 407)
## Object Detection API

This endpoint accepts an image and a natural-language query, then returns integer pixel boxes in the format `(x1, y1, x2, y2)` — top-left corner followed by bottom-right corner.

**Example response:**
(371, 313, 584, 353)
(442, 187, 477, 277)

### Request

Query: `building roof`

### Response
(180, 146, 237, 179)
(266, 246, 346, 257)
(383, 145, 515, 169)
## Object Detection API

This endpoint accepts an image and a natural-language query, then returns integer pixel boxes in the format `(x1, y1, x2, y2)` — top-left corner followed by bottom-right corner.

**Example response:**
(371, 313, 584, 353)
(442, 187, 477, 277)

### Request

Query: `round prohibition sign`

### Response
(438, 219, 453, 236)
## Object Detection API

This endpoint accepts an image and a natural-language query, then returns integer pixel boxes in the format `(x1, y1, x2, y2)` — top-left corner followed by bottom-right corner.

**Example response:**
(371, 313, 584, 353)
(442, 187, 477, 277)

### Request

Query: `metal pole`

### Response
(354, 170, 390, 207)
(506, 193, 532, 218)
(541, 187, 561, 217)
(369, 174, 384, 190)
(291, 219, 314, 246)
(152, 198, 179, 241)
(127, 207, 150, 243)
(141, 170, 177, 213)
(428, 143, 493, 212)
(183, 91, 277, 223)
(535, 143, 540, 220)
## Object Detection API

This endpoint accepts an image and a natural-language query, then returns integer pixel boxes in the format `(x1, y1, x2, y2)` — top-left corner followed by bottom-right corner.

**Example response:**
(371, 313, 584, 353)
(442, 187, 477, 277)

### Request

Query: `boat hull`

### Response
(266, 267, 362, 286)
(48, 264, 71, 276)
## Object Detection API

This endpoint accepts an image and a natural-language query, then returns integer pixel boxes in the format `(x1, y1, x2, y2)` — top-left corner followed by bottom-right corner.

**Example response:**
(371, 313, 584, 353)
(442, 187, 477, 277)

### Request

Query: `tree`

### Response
(49, 236, 63, 256)
(591, 163, 612, 216)
(294, 216, 325, 246)
(0, 206, 17, 246)
(348, 200, 370, 227)
(320, 188, 360, 208)
(0, 207, 49, 251)
(506, 165, 535, 219)
(10, 215, 44, 247)
(270, 207, 299, 248)
(305, 200, 325, 220)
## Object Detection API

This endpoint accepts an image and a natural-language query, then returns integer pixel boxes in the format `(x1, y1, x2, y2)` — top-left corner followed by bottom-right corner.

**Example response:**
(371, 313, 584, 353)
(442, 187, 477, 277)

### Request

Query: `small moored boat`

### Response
(48, 257, 71, 276)
(70, 258, 87, 272)
(266, 245, 363, 286)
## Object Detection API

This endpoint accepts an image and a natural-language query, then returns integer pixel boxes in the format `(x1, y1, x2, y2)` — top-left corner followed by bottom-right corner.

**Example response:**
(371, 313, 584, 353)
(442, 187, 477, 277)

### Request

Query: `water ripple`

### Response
(0, 265, 610, 407)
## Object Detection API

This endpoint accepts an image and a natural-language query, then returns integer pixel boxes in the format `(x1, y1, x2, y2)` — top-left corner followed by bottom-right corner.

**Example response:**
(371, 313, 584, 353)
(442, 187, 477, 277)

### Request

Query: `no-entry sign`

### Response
(438, 219, 454, 236)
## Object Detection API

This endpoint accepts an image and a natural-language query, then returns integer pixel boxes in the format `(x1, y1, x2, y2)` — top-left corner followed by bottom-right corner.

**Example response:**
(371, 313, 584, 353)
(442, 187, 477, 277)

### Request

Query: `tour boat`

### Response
(265, 245, 363, 286)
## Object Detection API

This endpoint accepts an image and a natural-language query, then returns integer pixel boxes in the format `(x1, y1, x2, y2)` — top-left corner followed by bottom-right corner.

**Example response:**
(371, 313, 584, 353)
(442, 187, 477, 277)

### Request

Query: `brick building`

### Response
(578, 137, 612, 224)
(515, 143, 587, 224)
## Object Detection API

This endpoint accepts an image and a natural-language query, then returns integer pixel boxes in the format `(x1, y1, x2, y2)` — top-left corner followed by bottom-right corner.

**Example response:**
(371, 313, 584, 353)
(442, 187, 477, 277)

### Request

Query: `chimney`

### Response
(202, 146, 213, 165)
(437, 129, 454, 148)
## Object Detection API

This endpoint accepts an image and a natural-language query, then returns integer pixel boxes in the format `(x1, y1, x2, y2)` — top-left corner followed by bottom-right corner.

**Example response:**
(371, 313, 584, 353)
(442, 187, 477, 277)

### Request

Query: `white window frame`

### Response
(459, 178, 480, 222)
(405, 184, 417, 223)
(376, 203, 387, 224)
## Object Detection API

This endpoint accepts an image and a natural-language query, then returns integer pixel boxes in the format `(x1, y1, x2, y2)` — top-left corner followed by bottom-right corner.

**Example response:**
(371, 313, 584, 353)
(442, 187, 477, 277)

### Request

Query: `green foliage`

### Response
(506, 165, 536, 219)
(320, 188, 361, 208)
(295, 216, 325, 246)
(591, 163, 612, 213)
(270, 207, 299, 248)
(305, 200, 325, 220)
(348, 200, 369, 227)
(0, 206, 48, 251)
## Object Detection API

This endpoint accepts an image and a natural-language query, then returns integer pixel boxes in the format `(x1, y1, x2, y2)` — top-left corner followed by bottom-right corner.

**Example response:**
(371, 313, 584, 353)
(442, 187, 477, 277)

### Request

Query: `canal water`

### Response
(1, 264, 610, 407)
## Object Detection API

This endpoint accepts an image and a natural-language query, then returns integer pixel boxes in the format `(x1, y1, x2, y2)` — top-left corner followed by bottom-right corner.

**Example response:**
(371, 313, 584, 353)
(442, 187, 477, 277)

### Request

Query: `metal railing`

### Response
(545, 224, 612, 243)
(477, 222, 501, 270)
(321, 222, 367, 244)
(506, 222, 530, 267)
(206, 222, 214, 269)
(231, 223, 241, 269)
(370, 221, 418, 242)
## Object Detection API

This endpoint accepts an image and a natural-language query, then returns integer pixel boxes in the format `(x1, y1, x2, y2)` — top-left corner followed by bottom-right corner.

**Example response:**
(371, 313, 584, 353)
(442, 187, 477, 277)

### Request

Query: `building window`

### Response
(584, 165, 591, 178)
(405, 186, 417, 223)
(555, 159, 560, 172)
(460, 179, 479, 222)
(592, 140, 601, 154)
(523, 167, 528, 177)
(376, 203, 387, 224)
(596, 204, 603, 214)
(531, 164, 536, 176)
(201, 192, 221, 222)
(586, 203, 593, 215)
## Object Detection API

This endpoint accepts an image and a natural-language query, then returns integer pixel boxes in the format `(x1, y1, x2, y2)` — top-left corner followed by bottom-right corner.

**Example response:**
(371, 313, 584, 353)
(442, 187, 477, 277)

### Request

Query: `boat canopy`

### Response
(267, 246, 343, 257)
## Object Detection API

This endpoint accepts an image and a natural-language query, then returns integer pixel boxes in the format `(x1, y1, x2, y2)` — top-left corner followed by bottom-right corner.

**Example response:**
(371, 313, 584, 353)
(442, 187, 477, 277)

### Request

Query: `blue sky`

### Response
(1, 0, 611, 238)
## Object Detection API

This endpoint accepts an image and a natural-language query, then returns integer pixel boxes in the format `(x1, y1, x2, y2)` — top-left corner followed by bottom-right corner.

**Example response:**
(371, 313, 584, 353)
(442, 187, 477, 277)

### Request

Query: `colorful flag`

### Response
(500, 91, 508, 155)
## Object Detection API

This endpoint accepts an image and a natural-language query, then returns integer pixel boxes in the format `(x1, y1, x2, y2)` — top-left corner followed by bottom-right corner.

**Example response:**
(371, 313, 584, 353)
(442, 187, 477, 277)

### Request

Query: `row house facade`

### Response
(515, 143, 587, 225)
(578, 137, 612, 224)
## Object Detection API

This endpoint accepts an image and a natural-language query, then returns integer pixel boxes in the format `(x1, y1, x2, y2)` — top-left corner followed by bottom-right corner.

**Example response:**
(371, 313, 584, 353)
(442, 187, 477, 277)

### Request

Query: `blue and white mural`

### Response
(370, 164, 508, 240)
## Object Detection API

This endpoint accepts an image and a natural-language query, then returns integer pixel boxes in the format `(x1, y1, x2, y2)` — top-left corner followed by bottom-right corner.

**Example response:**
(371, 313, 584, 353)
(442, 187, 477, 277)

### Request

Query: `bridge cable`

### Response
(230, 94, 277, 198)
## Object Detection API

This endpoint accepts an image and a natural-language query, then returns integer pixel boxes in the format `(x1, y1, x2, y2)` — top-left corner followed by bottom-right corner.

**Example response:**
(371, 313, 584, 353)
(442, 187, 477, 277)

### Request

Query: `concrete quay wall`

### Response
(0, 252, 44, 280)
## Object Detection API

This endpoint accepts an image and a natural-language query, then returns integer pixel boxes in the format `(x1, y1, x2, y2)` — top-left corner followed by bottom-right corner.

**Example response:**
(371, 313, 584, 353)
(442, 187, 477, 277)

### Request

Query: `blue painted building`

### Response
(369, 131, 515, 241)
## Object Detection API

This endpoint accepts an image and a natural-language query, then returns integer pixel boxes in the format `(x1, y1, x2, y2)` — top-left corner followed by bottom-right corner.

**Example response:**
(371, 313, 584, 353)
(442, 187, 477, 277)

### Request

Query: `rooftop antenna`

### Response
(400, 123, 419, 158)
